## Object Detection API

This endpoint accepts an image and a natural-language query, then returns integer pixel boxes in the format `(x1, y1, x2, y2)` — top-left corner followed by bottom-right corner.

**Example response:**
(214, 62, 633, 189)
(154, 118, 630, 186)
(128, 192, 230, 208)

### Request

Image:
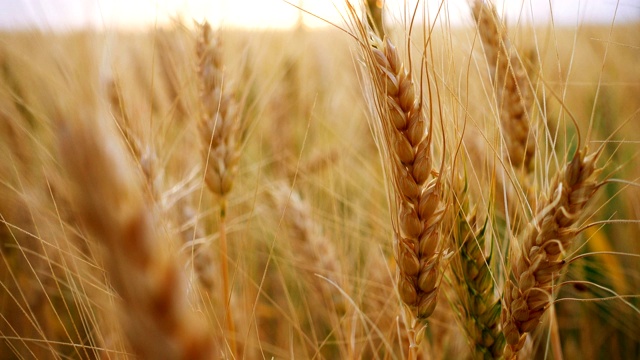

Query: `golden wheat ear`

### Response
(502, 148, 602, 358)
(197, 22, 242, 199)
(345, 4, 450, 335)
(196, 21, 243, 356)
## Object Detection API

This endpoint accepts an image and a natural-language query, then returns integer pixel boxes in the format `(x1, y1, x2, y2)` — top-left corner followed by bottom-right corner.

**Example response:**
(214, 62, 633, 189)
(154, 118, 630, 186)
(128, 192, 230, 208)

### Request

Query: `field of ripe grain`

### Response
(1, 2, 639, 359)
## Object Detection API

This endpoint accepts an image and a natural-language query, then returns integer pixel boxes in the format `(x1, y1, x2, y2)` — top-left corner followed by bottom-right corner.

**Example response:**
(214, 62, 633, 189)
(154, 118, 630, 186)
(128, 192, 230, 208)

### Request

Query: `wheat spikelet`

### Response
(156, 29, 189, 123)
(196, 21, 242, 355)
(197, 22, 241, 198)
(106, 74, 160, 201)
(502, 149, 601, 358)
(473, 0, 535, 171)
(57, 116, 216, 359)
(371, 40, 448, 322)
(346, 6, 448, 323)
(451, 204, 505, 359)
(267, 181, 347, 355)
(269, 182, 341, 277)
(450, 174, 505, 359)
(268, 182, 341, 293)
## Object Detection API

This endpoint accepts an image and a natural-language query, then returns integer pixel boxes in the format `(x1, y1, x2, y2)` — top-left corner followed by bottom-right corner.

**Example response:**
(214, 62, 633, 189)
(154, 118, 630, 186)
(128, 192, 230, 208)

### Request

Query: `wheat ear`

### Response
(197, 22, 241, 198)
(473, 0, 535, 171)
(197, 21, 242, 355)
(58, 118, 216, 360)
(269, 182, 342, 295)
(450, 195, 505, 359)
(502, 149, 601, 358)
(346, 4, 448, 326)
(106, 74, 160, 201)
(371, 38, 447, 322)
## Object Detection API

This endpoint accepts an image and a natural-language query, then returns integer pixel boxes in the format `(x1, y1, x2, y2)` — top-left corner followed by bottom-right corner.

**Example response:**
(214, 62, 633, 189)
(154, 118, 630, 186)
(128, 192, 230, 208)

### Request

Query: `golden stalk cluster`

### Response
(347, 1, 611, 358)
(0, 0, 635, 359)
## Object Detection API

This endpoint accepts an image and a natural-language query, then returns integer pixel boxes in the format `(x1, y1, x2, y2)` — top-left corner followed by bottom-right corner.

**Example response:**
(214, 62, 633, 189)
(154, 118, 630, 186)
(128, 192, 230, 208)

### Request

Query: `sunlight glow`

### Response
(1, 0, 638, 31)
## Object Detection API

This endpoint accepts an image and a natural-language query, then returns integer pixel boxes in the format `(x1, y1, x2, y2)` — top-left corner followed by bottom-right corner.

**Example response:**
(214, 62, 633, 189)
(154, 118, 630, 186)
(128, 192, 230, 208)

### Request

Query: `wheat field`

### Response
(0, 1, 639, 359)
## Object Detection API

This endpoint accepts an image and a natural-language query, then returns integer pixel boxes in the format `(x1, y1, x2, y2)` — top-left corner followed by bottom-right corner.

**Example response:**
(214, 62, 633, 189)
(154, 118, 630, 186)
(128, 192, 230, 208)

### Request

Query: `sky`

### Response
(1, 0, 638, 31)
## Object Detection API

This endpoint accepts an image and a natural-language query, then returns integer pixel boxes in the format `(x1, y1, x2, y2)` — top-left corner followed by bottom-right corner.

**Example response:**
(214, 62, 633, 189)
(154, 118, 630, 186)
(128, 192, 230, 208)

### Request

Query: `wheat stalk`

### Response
(269, 182, 341, 284)
(58, 117, 216, 360)
(267, 181, 347, 353)
(196, 21, 243, 356)
(106, 74, 160, 201)
(473, 0, 535, 172)
(451, 202, 505, 359)
(371, 36, 447, 322)
(502, 148, 602, 358)
(346, 5, 449, 329)
(197, 22, 241, 199)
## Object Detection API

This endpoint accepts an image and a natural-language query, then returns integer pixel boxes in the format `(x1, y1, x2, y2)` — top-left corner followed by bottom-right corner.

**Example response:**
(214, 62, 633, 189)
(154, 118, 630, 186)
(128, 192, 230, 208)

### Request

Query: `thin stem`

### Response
(408, 346, 417, 360)
(407, 326, 417, 360)
(550, 304, 563, 360)
(219, 197, 236, 356)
